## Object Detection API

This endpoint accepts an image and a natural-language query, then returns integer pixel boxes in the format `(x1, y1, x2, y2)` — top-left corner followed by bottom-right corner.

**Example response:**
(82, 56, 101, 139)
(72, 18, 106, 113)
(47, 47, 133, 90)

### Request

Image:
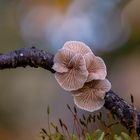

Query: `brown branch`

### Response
(0, 47, 140, 134)
(105, 90, 140, 134)
(0, 47, 55, 73)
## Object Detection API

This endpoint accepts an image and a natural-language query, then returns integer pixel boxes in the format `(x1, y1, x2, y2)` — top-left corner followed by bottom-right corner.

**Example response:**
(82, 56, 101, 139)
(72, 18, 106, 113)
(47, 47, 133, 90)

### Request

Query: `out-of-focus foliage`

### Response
(19, 0, 132, 52)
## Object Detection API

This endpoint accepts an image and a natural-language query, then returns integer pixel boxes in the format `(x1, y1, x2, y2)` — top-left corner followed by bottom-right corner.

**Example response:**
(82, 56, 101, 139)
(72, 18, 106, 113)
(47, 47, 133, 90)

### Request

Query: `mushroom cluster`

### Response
(53, 41, 111, 112)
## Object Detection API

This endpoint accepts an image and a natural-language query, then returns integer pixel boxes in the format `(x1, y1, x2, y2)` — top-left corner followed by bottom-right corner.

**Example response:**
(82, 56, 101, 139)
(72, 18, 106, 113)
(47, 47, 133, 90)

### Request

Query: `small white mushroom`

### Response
(72, 79, 111, 112)
(84, 53, 107, 82)
(63, 41, 93, 55)
(53, 48, 88, 91)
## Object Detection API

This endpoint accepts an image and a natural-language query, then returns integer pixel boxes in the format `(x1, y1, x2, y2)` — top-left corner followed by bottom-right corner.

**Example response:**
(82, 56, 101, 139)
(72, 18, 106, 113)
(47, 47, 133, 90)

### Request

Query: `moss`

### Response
(40, 105, 139, 140)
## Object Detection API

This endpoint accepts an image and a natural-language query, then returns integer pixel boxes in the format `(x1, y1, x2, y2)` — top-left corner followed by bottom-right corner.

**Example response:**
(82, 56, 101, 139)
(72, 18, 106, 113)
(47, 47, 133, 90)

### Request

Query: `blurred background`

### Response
(0, 0, 140, 139)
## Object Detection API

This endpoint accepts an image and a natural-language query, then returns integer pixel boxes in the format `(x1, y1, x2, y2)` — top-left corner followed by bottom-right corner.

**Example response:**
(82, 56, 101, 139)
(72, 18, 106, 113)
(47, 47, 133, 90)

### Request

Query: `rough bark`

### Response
(0, 47, 139, 134)
(104, 90, 140, 134)
(0, 47, 55, 73)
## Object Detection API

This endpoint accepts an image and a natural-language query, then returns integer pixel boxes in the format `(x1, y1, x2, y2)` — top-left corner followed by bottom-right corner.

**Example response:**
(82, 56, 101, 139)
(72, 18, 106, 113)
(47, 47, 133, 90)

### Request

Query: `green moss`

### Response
(40, 105, 139, 140)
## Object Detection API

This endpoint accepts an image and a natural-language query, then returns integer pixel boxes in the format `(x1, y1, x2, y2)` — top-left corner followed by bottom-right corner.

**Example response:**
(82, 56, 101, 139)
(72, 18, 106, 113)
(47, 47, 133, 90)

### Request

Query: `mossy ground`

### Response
(40, 105, 139, 140)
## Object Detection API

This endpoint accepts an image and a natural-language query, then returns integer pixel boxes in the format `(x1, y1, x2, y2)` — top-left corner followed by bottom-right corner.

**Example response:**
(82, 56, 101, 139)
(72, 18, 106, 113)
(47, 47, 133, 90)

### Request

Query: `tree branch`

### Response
(105, 90, 140, 134)
(0, 47, 55, 73)
(0, 47, 139, 134)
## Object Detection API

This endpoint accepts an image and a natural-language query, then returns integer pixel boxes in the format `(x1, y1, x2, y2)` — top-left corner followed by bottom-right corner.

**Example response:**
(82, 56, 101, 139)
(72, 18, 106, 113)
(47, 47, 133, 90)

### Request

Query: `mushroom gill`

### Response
(72, 79, 111, 112)
(84, 53, 107, 82)
(53, 48, 88, 91)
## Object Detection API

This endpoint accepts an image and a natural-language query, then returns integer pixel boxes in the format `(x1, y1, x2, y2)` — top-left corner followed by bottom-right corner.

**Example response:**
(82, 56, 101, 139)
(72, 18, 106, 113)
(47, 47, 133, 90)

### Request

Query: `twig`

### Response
(0, 47, 55, 73)
(104, 90, 140, 135)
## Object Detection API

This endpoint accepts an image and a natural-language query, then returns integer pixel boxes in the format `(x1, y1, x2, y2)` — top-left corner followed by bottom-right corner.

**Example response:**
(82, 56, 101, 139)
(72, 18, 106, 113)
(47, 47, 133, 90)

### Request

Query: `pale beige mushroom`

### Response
(63, 41, 106, 82)
(52, 48, 74, 73)
(84, 53, 107, 82)
(53, 48, 88, 91)
(63, 41, 93, 55)
(53, 63, 68, 73)
(72, 79, 111, 112)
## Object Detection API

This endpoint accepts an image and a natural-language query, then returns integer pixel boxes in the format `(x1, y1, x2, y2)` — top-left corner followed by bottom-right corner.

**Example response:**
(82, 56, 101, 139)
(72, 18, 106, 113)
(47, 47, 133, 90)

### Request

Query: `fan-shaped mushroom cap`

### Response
(53, 48, 88, 91)
(63, 41, 93, 55)
(52, 48, 74, 73)
(84, 53, 107, 82)
(72, 79, 111, 112)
